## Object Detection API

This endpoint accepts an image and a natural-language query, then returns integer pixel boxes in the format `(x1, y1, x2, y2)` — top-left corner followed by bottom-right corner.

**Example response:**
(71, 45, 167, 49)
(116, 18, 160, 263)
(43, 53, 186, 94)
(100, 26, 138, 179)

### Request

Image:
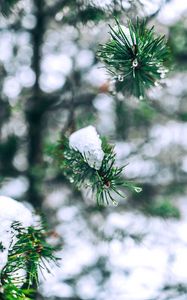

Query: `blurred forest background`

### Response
(0, 0, 187, 299)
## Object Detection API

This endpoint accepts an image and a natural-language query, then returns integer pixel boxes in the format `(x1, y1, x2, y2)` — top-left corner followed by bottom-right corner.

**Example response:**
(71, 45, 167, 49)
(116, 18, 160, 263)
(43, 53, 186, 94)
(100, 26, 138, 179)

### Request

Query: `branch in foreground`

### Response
(51, 126, 142, 206)
(0, 196, 58, 300)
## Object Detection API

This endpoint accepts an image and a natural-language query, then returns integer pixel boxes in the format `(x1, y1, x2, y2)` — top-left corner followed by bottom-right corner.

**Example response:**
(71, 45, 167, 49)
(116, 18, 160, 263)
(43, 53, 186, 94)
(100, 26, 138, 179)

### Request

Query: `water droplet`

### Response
(160, 73, 166, 79)
(118, 75, 124, 82)
(106, 54, 114, 59)
(132, 58, 138, 68)
(157, 67, 168, 79)
(134, 186, 142, 193)
(112, 200, 118, 206)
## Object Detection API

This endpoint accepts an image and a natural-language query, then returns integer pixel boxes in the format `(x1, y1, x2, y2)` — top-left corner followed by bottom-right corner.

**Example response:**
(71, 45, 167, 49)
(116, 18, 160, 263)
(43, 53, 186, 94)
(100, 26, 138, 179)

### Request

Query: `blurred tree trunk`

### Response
(26, 0, 45, 209)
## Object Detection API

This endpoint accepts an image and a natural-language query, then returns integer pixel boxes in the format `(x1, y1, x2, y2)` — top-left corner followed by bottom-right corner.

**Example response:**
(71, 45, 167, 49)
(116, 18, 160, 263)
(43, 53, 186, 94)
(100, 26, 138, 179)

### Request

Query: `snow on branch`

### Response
(0, 196, 58, 299)
(51, 126, 142, 206)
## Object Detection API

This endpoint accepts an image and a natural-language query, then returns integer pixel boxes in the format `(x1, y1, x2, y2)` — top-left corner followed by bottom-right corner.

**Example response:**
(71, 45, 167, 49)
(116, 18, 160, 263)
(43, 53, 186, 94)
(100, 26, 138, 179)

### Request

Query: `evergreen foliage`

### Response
(145, 199, 180, 219)
(52, 136, 142, 206)
(0, 221, 57, 300)
(98, 19, 170, 98)
(0, 0, 185, 299)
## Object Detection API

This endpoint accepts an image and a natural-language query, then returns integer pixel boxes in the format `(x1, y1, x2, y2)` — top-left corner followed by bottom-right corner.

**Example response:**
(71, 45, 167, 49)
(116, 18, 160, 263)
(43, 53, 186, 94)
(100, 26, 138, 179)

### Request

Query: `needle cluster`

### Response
(0, 221, 57, 300)
(53, 137, 141, 206)
(98, 19, 169, 98)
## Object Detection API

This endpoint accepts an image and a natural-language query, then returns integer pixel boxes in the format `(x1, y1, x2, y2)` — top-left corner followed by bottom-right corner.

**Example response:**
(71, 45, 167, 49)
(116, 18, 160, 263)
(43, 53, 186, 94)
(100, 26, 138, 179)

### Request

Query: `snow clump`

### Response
(0, 196, 34, 272)
(69, 125, 104, 170)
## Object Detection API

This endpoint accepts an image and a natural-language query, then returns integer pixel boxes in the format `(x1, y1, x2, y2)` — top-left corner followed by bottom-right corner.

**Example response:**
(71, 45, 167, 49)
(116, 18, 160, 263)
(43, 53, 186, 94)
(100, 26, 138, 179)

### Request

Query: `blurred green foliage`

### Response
(169, 21, 187, 66)
(0, 0, 20, 16)
(144, 198, 180, 219)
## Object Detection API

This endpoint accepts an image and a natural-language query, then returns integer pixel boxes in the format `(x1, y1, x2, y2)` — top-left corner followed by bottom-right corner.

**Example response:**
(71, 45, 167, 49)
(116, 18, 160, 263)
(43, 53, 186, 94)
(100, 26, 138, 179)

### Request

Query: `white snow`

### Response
(0, 196, 34, 273)
(69, 126, 104, 170)
(114, 25, 136, 46)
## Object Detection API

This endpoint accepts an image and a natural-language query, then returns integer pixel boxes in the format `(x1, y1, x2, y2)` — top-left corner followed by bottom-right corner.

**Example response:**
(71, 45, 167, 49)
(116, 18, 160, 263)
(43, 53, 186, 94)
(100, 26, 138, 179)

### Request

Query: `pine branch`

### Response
(51, 136, 142, 206)
(97, 18, 170, 98)
(0, 221, 58, 300)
